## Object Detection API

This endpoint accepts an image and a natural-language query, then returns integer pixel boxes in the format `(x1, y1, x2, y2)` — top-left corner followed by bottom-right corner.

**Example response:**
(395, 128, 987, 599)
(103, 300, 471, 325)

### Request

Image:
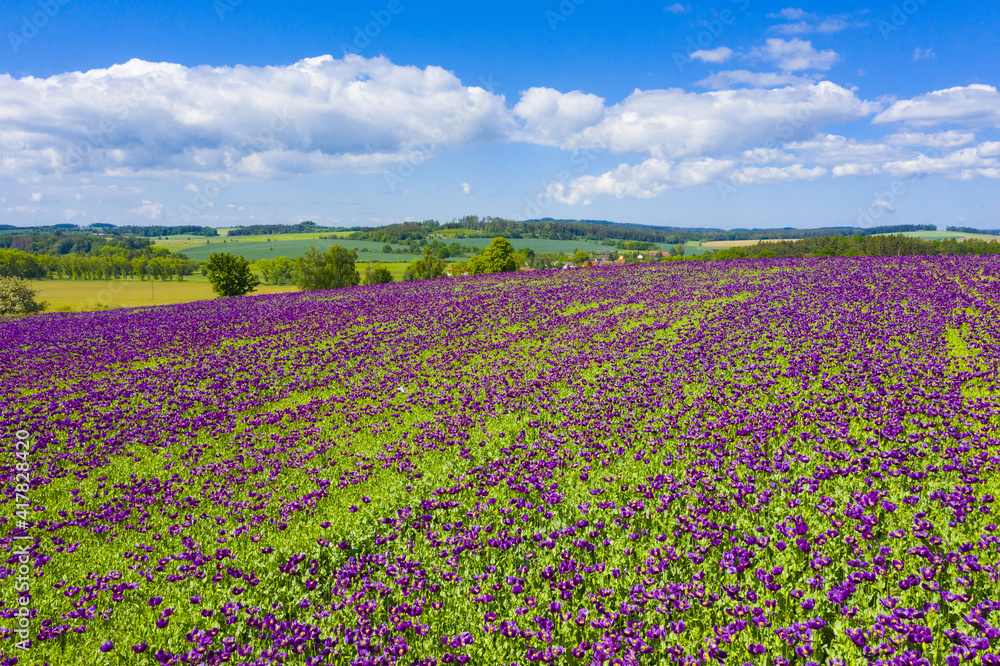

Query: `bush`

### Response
(206, 253, 260, 297)
(0, 277, 47, 315)
(363, 264, 394, 285)
(468, 238, 517, 275)
(293, 245, 360, 290)
(402, 248, 447, 282)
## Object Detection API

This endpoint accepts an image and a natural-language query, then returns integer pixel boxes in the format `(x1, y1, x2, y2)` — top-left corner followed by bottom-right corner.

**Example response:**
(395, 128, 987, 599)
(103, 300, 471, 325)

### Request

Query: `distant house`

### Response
(598, 260, 616, 267)
(615, 257, 626, 265)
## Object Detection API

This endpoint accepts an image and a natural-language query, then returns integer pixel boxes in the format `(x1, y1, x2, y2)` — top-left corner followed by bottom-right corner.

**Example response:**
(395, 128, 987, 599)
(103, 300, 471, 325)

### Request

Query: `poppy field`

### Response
(3, 256, 1000, 666)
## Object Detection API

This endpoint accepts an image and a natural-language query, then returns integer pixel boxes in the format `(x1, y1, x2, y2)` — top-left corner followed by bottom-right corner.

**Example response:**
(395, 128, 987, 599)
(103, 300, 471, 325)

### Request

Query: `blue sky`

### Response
(1, 0, 998, 229)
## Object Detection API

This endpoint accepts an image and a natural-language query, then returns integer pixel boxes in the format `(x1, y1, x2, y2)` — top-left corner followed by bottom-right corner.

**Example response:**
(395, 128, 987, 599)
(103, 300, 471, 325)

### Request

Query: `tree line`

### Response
(947, 226, 1000, 236)
(346, 216, 939, 246)
(208, 238, 523, 296)
(1, 232, 153, 255)
(0, 224, 218, 238)
(703, 234, 1000, 260)
(0, 246, 199, 281)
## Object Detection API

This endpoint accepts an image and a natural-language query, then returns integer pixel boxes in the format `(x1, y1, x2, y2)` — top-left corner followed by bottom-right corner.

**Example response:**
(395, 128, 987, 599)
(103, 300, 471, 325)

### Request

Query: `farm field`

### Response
(177, 239, 413, 263)
(154, 232, 361, 254)
(27, 279, 297, 311)
(451, 238, 618, 255)
(700, 239, 803, 249)
(872, 231, 998, 241)
(169, 236, 625, 263)
(4, 257, 1000, 664)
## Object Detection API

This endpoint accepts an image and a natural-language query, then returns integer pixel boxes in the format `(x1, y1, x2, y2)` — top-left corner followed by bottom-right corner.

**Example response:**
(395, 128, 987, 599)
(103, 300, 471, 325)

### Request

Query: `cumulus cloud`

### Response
(884, 130, 976, 149)
(753, 38, 840, 71)
(874, 85, 1000, 128)
(5, 53, 999, 210)
(133, 200, 164, 219)
(784, 134, 897, 165)
(548, 157, 829, 204)
(690, 47, 734, 64)
(512, 88, 606, 147)
(884, 145, 1000, 180)
(729, 164, 827, 185)
(548, 157, 735, 204)
(545, 131, 1000, 203)
(513, 82, 879, 159)
(0, 55, 513, 179)
(831, 163, 883, 178)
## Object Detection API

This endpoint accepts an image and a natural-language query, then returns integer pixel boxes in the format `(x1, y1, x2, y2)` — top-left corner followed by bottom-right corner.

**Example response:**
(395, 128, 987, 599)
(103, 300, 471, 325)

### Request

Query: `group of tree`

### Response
(947, 226, 1000, 236)
(343, 215, 940, 247)
(211, 237, 522, 298)
(0, 246, 199, 281)
(401, 248, 447, 282)
(0, 224, 218, 239)
(1, 231, 153, 255)
(256, 257, 294, 285)
(703, 234, 1000, 260)
(227, 221, 345, 237)
(87, 223, 218, 237)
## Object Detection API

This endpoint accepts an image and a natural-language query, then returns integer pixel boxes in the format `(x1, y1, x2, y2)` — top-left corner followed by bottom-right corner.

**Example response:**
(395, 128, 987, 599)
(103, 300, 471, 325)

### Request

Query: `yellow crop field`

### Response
(26, 279, 297, 313)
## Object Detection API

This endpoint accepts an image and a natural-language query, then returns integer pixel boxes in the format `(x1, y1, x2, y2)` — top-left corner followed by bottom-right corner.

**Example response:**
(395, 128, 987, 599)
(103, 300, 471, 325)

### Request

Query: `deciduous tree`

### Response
(206, 252, 260, 297)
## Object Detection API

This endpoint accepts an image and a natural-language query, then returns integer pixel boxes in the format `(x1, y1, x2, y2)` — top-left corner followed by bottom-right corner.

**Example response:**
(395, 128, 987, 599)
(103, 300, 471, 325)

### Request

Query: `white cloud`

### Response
(831, 163, 883, 177)
(696, 70, 818, 89)
(912, 48, 936, 61)
(767, 9, 867, 35)
(884, 130, 976, 149)
(549, 157, 828, 204)
(548, 157, 735, 204)
(784, 134, 896, 165)
(729, 164, 827, 185)
(874, 85, 1000, 128)
(545, 132, 1000, 203)
(30, 192, 42, 202)
(753, 38, 840, 71)
(512, 88, 606, 147)
(513, 82, 879, 159)
(665, 3, 690, 14)
(133, 200, 164, 219)
(884, 145, 1000, 180)
(769, 8, 811, 20)
(741, 147, 796, 164)
(870, 198, 894, 212)
(461, 182, 471, 194)
(690, 47, 734, 64)
(0, 55, 513, 179)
